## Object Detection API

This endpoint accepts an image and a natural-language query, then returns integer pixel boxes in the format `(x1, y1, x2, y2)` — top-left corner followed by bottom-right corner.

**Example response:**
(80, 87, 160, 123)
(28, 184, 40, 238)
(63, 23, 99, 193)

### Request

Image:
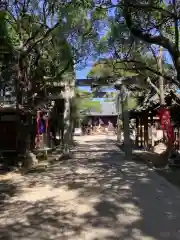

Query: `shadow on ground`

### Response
(0, 137, 180, 239)
(0, 180, 20, 206)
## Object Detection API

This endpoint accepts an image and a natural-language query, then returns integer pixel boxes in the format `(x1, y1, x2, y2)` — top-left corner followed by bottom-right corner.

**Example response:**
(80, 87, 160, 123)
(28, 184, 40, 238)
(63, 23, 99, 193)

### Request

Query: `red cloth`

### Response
(157, 107, 174, 142)
(46, 119, 48, 130)
(36, 112, 40, 133)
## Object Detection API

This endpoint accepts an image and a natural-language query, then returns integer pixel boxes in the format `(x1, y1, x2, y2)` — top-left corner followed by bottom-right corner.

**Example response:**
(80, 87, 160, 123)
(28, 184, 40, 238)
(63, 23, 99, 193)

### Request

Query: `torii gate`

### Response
(76, 77, 140, 160)
(46, 76, 137, 159)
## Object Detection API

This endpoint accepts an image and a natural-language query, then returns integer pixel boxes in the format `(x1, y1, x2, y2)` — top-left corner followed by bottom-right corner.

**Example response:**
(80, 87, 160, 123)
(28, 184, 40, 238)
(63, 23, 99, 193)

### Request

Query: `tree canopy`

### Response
(93, 0, 179, 84)
(1, 0, 180, 113)
(1, 0, 180, 160)
(0, 0, 104, 108)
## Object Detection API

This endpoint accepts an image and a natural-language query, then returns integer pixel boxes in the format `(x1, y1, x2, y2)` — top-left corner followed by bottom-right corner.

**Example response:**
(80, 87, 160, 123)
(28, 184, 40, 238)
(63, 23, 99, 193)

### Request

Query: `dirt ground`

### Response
(1, 135, 180, 239)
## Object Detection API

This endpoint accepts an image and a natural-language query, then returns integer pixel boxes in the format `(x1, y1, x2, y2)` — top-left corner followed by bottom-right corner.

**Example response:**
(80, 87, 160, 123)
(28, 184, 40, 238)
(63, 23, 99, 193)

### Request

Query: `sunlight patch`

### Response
(139, 177, 150, 183)
(11, 185, 79, 203)
(75, 167, 94, 175)
(119, 184, 131, 190)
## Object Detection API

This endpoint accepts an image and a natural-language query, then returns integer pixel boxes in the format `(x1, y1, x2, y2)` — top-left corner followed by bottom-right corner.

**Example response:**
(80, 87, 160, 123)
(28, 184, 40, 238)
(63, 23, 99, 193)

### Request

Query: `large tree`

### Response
(121, 1, 179, 78)
(95, 0, 179, 84)
(1, 0, 101, 106)
(0, 0, 105, 161)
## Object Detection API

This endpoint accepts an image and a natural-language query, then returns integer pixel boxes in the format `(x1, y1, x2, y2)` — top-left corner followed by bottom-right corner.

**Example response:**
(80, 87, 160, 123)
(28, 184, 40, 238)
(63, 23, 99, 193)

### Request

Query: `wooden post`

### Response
(121, 86, 132, 160)
(139, 116, 143, 147)
(136, 117, 140, 147)
(150, 114, 154, 149)
(144, 111, 149, 149)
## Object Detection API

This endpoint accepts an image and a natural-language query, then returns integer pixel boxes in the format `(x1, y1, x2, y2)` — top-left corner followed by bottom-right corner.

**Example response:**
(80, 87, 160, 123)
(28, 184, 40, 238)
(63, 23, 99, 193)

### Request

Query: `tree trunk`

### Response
(158, 46, 165, 105)
(63, 93, 71, 154)
(69, 117, 74, 145)
(63, 85, 75, 155)
(116, 91, 121, 142)
(176, 58, 180, 83)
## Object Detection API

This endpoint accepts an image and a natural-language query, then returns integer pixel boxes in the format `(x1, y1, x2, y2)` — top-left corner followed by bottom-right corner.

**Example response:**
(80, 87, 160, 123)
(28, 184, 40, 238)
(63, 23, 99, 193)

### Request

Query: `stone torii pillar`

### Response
(115, 78, 137, 160)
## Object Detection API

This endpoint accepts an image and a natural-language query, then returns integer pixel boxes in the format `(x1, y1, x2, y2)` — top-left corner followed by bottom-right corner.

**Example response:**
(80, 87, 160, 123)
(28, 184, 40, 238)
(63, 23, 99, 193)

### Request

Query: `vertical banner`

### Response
(157, 107, 174, 143)
(36, 111, 41, 148)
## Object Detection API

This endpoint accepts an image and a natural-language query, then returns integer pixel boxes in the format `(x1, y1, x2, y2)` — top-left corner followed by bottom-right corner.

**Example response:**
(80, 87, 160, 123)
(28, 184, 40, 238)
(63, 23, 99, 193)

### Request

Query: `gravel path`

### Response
(0, 135, 180, 239)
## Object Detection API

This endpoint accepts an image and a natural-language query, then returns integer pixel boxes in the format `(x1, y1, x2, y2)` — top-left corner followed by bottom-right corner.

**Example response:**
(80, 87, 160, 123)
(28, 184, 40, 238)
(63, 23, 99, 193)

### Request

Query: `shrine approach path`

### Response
(0, 135, 180, 239)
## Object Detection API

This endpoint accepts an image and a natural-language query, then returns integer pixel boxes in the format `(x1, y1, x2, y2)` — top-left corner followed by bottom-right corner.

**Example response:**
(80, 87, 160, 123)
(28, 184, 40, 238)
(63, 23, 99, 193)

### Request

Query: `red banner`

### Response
(36, 111, 41, 135)
(157, 107, 174, 142)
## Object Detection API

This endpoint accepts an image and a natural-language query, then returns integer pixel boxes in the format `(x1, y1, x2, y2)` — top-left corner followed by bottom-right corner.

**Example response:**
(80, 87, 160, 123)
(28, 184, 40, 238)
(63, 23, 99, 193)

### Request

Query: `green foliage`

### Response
(2, 0, 178, 111)
(88, 59, 139, 78)
(0, 0, 104, 106)
(117, 0, 180, 81)
(0, 11, 15, 90)
(89, 0, 177, 83)
(115, 93, 137, 113)
(71, 89, 101, 122)
(126, 96, 138, 110)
